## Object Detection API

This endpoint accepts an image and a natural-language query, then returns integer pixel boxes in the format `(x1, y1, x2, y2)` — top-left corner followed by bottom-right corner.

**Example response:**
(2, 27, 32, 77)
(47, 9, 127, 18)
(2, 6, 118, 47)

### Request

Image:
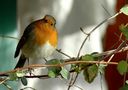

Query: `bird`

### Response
(14, 15, 58, 69)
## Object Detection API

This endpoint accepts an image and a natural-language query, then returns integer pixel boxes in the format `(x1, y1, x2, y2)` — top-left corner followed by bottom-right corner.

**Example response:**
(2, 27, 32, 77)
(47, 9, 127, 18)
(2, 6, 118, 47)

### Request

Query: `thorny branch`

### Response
(77, 11, 122, 58)
(0, 41, 127, 90)
(0, 60, 118, 76)
(0, 44, 128, 77)
(68, 11, 122, 90)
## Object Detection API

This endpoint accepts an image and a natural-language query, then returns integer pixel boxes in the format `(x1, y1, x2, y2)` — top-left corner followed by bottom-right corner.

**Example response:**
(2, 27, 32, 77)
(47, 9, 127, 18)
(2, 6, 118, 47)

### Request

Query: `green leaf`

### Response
(80, 54, 95, 68)
(48, 70, 56, 78)
(120, 5, 128, 15)
(120, 84, 128, 90)
(20, 77, 28, 86)
(9, 73, 18, 81)
(60, 67, 69, 79)
(83, 64, 98, 83)
(71, 64, 77, 70)
(16, 70, 27, 77)
(117, 60, 128, 75)
(81, 54, 94, 61)
(98, 64, 107, 74)
(91, 52, 103, 60)
(120, 24, 128, 40)
(46, 59, 62, 78)
(71, 64, 81, 73)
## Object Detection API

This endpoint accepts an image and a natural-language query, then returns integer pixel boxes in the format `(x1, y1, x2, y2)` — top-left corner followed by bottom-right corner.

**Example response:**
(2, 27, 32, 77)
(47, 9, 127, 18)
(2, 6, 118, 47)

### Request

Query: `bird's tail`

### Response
(14, 54, 26, 69)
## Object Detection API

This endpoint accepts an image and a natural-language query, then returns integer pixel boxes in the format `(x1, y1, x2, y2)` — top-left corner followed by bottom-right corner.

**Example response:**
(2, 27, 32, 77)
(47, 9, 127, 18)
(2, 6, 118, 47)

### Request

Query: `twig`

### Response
(77, 11, 122, 59)
(20, 87, 36, 90)
(73, 84, 84, 90)
(56, 49, 72, 58)
(3, 82, 12, 90)
(67, 73, 75, 90)
(0, 61, 118, 76)
(100, 72, 103, 90)
(67, 11, 122, 90)
(107, 54, 115, 63)
(101, 4, 111, 17)
(80, 27, 88, 35)
(0, 69, 79, 79)
(96, 45, 128, 57)
(77, 28, 90, 58)
(0, 78, 9, 84)
(106, 40, 127, 63)
(0, 35, 19, 40)
(67, 73, 79, 90)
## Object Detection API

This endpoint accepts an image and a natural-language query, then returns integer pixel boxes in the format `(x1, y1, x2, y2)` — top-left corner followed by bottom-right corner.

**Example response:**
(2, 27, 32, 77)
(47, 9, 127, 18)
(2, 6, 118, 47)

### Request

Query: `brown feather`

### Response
(14, 22, 35, 58)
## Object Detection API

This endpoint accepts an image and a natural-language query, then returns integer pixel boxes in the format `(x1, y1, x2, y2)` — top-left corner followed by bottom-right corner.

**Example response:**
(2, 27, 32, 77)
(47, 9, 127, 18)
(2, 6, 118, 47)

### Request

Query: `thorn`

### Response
(80, 27, 89, 35)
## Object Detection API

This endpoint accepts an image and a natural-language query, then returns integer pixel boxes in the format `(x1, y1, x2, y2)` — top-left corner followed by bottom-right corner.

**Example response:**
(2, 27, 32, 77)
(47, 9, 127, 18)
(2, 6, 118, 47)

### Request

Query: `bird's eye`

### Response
(44, 19, 48, 23)
(51, 23, 53, 26)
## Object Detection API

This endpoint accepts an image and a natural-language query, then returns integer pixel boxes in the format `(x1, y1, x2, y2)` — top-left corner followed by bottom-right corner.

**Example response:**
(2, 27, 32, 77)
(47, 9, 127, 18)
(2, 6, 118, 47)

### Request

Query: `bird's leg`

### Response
(27, 58, 33, 76)
(44, 58, 48, 62)
(27, 58, 29, 66)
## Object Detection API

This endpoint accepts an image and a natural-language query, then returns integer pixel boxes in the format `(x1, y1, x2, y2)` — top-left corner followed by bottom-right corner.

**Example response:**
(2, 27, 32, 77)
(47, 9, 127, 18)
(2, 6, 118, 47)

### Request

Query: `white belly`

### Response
(22, 41, 56, 60)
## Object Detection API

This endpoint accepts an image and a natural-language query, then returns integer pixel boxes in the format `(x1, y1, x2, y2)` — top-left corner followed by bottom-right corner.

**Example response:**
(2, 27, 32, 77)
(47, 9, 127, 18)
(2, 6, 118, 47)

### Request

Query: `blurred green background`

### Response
(0, 0, 18, 89)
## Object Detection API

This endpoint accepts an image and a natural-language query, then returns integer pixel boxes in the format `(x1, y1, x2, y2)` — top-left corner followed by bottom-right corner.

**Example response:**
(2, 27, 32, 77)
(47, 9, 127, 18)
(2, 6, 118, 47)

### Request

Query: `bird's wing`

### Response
(14, 23, 35, 58)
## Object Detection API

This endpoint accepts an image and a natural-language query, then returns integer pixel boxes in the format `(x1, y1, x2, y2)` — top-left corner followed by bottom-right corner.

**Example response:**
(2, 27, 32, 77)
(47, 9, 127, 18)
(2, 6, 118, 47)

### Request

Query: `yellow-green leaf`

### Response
(120, 5, 128, 15)
(83, 64, 98, 83)
(46, 59, 62, 78)
(120, 24, 128, 40)
(81, 54, 94, 61)
(9, 73, 18, 81)
(80, 54, 95, 68)
(117, 60, 128, 75)
(60, 67, 69, 79)
(91, 52, 103, 60)
(48, 70, 56, 78)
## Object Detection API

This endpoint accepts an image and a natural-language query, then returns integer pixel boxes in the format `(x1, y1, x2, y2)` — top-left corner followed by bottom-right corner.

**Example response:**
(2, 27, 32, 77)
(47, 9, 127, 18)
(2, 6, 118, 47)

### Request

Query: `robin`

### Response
(14, 15, 58, 68)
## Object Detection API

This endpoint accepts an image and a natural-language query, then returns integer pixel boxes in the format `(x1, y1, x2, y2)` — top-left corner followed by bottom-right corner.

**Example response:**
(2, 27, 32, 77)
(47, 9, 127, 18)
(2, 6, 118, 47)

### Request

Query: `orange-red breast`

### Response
(14, 15, 58, 68)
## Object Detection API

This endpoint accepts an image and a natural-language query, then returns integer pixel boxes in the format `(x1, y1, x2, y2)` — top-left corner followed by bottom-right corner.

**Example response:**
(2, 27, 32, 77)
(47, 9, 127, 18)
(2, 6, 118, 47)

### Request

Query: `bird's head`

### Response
(43, 15, 56, 26)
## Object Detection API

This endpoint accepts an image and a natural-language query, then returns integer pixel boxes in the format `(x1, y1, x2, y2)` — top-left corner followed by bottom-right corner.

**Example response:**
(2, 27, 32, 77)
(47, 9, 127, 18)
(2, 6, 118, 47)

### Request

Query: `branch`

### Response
(0, 44, 128, 76)
(56, 49, 72, 58)
(0, 60, 118, 76)
(77, 11, 122, 58)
